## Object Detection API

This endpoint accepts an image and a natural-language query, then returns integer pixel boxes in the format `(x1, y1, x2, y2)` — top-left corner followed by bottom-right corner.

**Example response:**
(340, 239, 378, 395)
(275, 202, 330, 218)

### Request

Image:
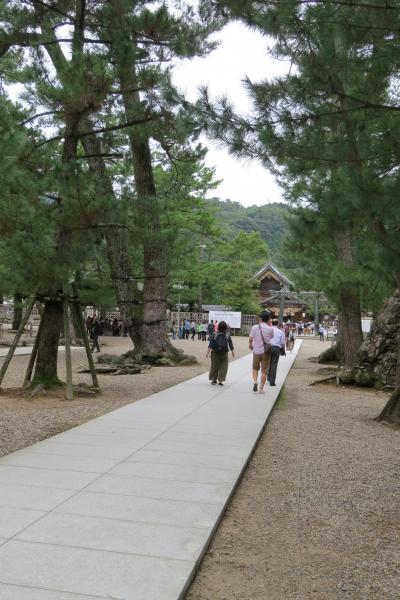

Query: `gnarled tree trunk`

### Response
(33, 298, 63, 386)
(377, 286, 400, 425)
(351, 288, 400, 388)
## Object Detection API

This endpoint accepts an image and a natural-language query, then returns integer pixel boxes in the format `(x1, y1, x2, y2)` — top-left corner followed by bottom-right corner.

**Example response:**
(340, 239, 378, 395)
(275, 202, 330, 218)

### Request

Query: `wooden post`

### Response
(0, 296, 36, 388)
(63, 289, 73, 401)
(71, 282, 100, 390)
(314, 292, 320, 335)
(23, 314, 44, 388)
(279, 290, 285, 324)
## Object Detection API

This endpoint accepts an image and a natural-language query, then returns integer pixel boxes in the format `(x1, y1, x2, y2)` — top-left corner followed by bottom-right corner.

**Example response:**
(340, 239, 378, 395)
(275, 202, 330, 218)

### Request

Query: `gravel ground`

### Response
(0, 335, 248, 457)
(185, 339, 400, 600)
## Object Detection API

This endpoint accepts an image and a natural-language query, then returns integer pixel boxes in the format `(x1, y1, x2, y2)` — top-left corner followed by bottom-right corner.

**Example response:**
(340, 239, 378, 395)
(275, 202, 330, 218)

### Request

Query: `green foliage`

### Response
(207, 198, 289, 255)
(202, 0, 400, 317)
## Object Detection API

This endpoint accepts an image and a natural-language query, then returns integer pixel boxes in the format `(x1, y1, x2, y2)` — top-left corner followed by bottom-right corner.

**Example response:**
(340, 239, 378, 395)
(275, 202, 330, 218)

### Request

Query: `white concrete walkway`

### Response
(0, 341, 302, 600)
(0, 346, 80, 357)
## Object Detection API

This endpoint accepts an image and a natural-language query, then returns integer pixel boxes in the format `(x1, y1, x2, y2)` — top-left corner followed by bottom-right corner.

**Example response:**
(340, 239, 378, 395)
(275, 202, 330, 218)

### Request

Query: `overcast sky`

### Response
(173, 21, 290, 207)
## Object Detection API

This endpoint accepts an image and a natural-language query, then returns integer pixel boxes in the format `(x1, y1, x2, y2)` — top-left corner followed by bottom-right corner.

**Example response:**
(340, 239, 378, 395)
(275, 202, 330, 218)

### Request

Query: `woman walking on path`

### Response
(206, 321, 235, 386)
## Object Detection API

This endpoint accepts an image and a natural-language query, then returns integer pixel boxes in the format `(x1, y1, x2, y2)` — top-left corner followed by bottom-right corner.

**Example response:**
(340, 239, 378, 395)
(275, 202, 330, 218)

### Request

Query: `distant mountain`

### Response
(208, 198, 290, 254)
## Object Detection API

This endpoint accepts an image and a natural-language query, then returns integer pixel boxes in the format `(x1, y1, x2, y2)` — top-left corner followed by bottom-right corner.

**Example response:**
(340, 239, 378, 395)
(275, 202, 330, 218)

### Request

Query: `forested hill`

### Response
(208, 198, 290, 254)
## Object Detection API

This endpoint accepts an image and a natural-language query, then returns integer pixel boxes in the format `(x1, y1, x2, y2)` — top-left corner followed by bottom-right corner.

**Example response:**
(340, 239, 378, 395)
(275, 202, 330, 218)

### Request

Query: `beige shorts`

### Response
(253, 352, 270, 372)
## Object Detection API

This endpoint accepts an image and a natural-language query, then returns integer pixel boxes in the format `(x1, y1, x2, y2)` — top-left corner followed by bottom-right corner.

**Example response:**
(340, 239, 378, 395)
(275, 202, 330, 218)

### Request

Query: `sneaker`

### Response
(211, 380, 217, 385)
(270, 383, 276, 386)
(259, 388, 265, 394)
(218, 382, 224, 386)
(253, 383, 258, 393)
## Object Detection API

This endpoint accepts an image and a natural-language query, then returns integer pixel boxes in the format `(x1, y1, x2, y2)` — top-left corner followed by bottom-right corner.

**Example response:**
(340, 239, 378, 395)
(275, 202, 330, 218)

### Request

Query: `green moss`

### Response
(30, 375, 65, 389)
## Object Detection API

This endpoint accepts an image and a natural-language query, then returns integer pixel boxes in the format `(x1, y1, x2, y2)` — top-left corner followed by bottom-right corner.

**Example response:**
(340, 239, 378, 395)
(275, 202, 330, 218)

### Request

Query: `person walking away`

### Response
(201, 321, 207, 341)
(319, 324, 324, 341)
(171, 320, 177, 340)
(268, 320, 286, 386)
(112, 317, 119, 336)
(249, 312, 274, 394)
(191, 320, 196, 340)
(287, 326, 296, 352)
(207, 320, 214, 340)
(91, 316, 102, 353)
(196, 322, 202, 340)
(284, 322, 290, 351)
(184, 319, 191, 339)
(85, 315, 93, 335)
(206, 321, 235, 385)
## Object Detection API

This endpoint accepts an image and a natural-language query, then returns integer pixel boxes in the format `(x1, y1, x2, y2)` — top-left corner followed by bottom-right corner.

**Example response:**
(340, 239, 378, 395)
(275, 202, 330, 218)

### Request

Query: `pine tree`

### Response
(89, 0, 222, 358)
(200, 0, 399, 369)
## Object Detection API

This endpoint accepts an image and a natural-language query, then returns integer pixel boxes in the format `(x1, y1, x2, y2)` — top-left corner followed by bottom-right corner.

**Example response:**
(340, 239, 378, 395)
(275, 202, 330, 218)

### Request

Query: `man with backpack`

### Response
(206, 321, 235, 386)
(249, 311, 274, 394)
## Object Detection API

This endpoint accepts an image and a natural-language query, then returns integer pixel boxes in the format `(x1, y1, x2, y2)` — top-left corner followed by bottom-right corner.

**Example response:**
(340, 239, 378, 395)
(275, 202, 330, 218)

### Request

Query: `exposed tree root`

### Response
(76, 348, 198, 376)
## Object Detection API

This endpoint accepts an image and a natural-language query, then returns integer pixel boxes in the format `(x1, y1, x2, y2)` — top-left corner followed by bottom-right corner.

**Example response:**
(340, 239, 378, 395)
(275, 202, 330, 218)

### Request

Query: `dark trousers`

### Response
(268, 346, 281, 385)
(209, 351, 229, 383)
(91, 335, 100, 352)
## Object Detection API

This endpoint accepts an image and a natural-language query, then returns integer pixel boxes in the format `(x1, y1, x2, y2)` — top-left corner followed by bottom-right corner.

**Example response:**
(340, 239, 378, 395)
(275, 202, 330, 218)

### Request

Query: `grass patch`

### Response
(275, 385, 287, 409)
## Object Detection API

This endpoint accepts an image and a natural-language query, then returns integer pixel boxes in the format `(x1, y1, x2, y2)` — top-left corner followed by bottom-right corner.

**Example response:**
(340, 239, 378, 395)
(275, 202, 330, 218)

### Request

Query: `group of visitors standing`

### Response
(171, 319, 224, 341)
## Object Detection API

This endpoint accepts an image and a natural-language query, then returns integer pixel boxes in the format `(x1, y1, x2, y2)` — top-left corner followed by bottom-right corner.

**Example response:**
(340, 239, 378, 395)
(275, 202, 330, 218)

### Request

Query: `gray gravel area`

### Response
(185, 339, 400, 600)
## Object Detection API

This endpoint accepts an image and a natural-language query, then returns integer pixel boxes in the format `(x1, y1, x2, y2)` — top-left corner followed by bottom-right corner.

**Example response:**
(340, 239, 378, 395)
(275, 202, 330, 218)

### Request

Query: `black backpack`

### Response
(212, 332, 228, 354)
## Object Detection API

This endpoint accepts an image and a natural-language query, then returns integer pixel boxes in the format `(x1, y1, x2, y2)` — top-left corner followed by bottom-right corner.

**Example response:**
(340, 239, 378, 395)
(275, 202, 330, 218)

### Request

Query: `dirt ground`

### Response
(185, 339, 400, 600)
(0, 335, 249, 457)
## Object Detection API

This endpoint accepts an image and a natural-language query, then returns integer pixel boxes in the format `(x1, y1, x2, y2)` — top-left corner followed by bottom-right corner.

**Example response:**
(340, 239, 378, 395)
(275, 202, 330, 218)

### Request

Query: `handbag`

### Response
(259, 324, 272, 354)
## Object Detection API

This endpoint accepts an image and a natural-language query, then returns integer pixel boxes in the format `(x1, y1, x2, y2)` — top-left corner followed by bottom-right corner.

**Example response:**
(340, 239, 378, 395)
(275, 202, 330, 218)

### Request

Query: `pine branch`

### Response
(28, 0, 75, 21)
(30, 114, 154, 151)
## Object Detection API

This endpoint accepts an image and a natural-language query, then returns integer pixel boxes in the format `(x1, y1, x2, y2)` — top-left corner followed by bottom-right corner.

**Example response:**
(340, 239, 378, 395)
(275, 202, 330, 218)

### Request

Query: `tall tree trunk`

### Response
(38, 16, 144, 352)
(108, 5, 170, 356)
(12, 292, 23, 330)
(334, 230, 363, 369)
(33, 131, 78, 383)
(79, 130, 143, 348)
(33, 0, 88, 384)
(105, 226, 144, 349)
(130, 139, 169, 356)
(32, 298, 63, 385)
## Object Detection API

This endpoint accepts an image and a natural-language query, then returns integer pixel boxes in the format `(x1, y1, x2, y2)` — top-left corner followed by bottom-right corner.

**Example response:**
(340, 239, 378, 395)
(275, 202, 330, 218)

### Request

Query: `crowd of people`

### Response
(171, 319, 227, 341)
(205, 314, 336, 391)
(84, 315, 128, 354)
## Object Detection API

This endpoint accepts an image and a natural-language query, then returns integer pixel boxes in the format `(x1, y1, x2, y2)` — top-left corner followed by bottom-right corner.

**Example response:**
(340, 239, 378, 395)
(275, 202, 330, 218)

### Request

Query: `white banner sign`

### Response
(209, 311, 242, 329)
